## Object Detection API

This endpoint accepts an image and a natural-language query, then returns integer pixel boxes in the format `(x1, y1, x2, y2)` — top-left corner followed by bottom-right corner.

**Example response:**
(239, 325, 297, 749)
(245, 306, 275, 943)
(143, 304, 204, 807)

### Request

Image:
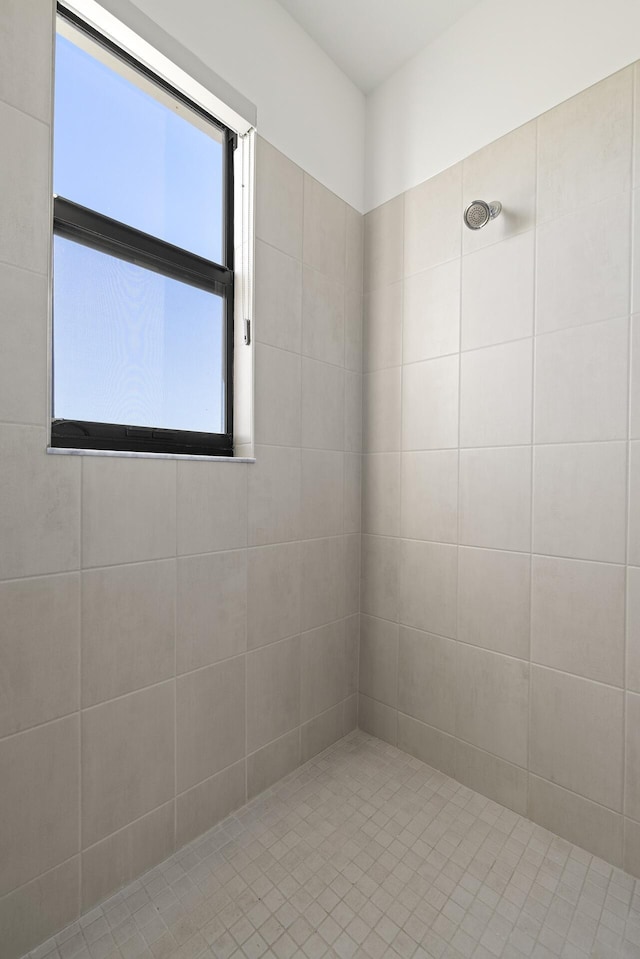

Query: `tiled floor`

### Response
(26, 732, 640, 959)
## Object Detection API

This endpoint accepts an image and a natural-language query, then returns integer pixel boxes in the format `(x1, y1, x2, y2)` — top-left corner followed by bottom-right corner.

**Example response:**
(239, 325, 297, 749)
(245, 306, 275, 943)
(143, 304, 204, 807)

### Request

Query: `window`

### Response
(52, 5, 236, 456)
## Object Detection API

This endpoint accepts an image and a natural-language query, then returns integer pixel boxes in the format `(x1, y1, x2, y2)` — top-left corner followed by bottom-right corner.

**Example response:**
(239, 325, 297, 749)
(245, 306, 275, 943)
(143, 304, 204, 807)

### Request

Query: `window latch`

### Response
(244, 318, 251, 345)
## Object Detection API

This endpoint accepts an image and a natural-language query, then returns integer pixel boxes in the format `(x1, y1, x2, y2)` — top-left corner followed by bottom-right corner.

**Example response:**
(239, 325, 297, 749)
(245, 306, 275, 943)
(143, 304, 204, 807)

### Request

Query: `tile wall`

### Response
(359, 63, 640, 879)
(0, 4, 361, 956)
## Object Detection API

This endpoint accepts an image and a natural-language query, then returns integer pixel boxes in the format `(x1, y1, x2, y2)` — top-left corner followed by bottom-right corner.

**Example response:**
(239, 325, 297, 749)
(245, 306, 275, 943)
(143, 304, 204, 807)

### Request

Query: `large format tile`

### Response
(462, 120, 536, 254)
(360, 534, 399, 622)
(362, 452, 401, 537)
(403, 259, 460, 363)
(344, 370, 363, 453)
(246, 637, 300, 753)
(343, 452, 362, 534)
(301, 357, 344, 451)
(0, 858, 79, 959)
(0, 716, 79, 898)
(0, 573, 79, 738)
(177, 551, 246, 674)
(628, 566, 640, 694)
(0, 263, 47, 426)
(457, 547, 530, 659)
(628, 442, 640, 566)
(358, 694, 397, 746)
(363, 281, 402, 372)
(359, 615, 399, 707)
(364, 195, 403, 292)
(255, 138, 303, 259)
(397, 627, 456, 734)
(82, 455, 175, 568)
(301, 449, 344, 538)
(254, 343, 301, 447)
(83, 560, 175, 706)
(530, 666, 624, 810)
(300, 704, 344, 762)
(176, 658, 245, 792)
(533, 441, 627, 563)
(399, 540, 457, 639)
(248, 445, 301, 546)
(302, 266, 345, 367)
(0, 425, 80, 580)
(459, 446, 531, 552)
(404, 164, 461, 276)
(247, 542, 301, 649)
(402, 354, 459, 451)
(537, 67, 633, 223)
(461, 231, 535, 350)
(626, 692, 640, 822)
(82, 684, 174, 847)
(455, 644, 529, 768)
(400, 450, 458, 544)
(177, 460, 247, 555)
(455, 741, 528, 816)
(300, 621, 347, 722)
(247, 730, 300, 799)
(303, 174, 346, 283)
(0, 0, 53, 122)
(301, 536, 345, 630)
(536, 191, 630, 334)
(363, 367, 401, 453)
(460, 339, 532, 448)
(531, 555, 625, 686)
(534, 317, 628, 444)
(254, 239, 302, 353)
(176, 761, 245, 848)
(397, 713, 456, 778)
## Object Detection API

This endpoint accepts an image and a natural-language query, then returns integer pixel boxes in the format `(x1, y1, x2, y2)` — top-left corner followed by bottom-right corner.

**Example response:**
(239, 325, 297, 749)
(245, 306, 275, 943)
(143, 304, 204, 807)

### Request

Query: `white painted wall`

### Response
(128, 0, 366, 212)
(365, 0, 640, 211)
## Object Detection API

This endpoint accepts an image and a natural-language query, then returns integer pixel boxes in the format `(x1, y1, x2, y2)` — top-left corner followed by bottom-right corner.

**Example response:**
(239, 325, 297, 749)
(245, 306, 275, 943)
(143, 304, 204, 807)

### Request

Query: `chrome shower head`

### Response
(464, 199, 502, 230)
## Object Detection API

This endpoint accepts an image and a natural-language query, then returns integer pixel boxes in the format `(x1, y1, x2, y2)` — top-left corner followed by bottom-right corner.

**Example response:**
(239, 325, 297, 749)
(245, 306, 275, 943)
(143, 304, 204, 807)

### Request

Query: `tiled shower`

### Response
(2, 2, 640, 956)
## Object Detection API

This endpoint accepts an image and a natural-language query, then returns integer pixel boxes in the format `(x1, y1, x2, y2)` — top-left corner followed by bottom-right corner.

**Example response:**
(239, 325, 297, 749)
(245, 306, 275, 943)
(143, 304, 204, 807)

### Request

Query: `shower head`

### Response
(464, 200, 502, 230)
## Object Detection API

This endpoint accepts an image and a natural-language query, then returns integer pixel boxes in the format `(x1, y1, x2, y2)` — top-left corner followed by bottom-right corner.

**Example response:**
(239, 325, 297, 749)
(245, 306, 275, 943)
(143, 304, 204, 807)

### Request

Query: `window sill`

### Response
(47, 447, 255, 463)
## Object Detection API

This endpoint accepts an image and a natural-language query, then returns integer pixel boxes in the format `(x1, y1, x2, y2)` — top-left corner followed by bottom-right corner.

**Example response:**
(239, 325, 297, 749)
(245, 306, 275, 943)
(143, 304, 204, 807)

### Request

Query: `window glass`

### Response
(53, 236, 225, 434)
(54, 29, 224, 263)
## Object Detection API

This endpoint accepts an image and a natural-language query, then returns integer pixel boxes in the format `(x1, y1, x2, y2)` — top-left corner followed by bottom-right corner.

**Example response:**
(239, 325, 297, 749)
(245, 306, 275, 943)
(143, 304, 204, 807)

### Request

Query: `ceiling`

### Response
(274, 0, 484, 93)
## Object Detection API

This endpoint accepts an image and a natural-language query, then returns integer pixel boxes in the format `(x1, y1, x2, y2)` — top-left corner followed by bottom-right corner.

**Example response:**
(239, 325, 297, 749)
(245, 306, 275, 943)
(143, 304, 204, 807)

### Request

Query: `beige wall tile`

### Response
(363, 367, 401, 453)
(529, 774, 623, 867)
(246, 637, 300, 753)
(346, 205, 363, 295)
(359, 694, 397, 746)
(300, 621, 346, 722)
(177, 551, 246, 674)
(362, 453, 400, 537)
(399, 540, 457, 639)
(255, 138, 302, 259)
(82, 683, 174, 847)
(624, 817, 640, 879)
(363, 282, 403, 372)
(302, 266, 345, 368)
(455, 741, 528, 816)
(534, 317, 628, 444)
(402, 355, 459, 452)
(255, 343, 301, 447)
(533, 441, 627, 563)
(462, 121, 537, 254)
(628, 566, 640, 694)
(461, 231, 535, 350)
(397, 713, 456, 779)
(361, 535, 399, 622)
(343, 695, 358, 734)
(345, 287, 363, 373)
(303, 174, 346, 283)
(176, 659, 245, 793)
(343, 453, 362, 534)
(458, 548, 530, 659)
(301, 450, 344, 539)
(404, 165, 461, 276)
(248, 445, 301, 546)
(400, 450, 458, 545)
(177, 460, 247, 555)
(459, 446, 532, 552)
(0, 716, 79, 898)
(403, 260, 460, 364)
(537, 68, 632, 223)
(344, 370, 363, 453)
(536, 192, 630, 334)
(0, 0, 53, 122)
(344, 614, 359, 699)
(176, 761, 245, 848)
(255, 239, 302, 353)
(625, 692, 640, 822)
(0, 425, 80, 580)
(302, 357, 344, 451)
(460, 339, 532, 448)
(631, 315, 640, 439)
(364, 196, 403, 292)
(359, 615, 398, 707)
(0, 263, 47, 426)
(398, 627, 456, 734)
(247, 542, 301, 649)
(530, 666, 623, 810)
(301, 536, 345, 630)
(455, 644, 529, 767)
(0, 102, 50, 274)
(300, 704, 344, 763)
(531, 556, 625, 686)
(81, 801, 174, 912)
(0, 858, 79, 959)
(247, 730, 300, 799)
(0, 573, 79, 737)
(634, 191, 640, 315)
(83, 560, 175, 706)
(344, 534, 361, 618)
(628, 442, 640, 566)
(82, 456, 176, 568)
